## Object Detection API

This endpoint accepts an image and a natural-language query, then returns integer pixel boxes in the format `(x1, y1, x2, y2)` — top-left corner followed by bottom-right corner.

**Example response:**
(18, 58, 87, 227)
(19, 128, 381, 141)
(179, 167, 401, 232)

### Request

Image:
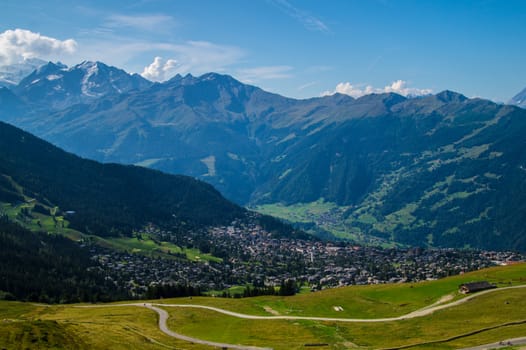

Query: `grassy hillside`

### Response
(256, 100, 526, 251)
(5, 71, 526, 250)
(0, 120, 245, 237)
(1, 264, 524, 350)
(154, 263, 526, 318)
(0, 302, 210, 350)
(164, 288, 526, 349)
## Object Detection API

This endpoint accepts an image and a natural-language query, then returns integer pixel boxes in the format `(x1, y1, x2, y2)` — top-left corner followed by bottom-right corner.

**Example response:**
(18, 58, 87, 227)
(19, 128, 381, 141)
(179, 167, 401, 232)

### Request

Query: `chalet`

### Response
(459, 281, 496, 294)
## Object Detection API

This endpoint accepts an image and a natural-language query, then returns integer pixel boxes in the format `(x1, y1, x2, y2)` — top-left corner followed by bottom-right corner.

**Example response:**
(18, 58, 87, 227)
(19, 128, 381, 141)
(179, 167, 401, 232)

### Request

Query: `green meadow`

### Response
(1, 263, 524, 349)
(1, 201, 220, 262)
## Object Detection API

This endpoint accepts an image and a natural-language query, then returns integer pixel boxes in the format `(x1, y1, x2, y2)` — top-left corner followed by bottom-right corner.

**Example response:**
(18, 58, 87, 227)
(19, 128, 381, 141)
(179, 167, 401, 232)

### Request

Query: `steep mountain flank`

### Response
(1, 66, 526, 250)
(0, 120, 244, 237)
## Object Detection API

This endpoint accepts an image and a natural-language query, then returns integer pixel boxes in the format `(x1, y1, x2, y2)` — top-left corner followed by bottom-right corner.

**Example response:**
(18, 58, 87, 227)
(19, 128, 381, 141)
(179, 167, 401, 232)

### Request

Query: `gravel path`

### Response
(75, 284, 526, 349)
(144, 304, 272, 350)
(155, 285, 526, 323)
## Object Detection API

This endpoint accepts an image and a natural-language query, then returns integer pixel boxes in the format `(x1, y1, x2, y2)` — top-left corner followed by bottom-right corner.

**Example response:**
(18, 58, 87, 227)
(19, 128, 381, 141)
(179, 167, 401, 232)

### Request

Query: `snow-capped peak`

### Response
(0, 58, 48, 87)
(81, 62, 102, 97)
(509, 87, 526, 109)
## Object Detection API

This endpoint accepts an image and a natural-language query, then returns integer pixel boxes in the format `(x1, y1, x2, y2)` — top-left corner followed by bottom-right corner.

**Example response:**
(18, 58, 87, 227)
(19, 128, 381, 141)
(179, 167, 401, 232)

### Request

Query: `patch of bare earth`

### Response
(263, 306, 280, 315)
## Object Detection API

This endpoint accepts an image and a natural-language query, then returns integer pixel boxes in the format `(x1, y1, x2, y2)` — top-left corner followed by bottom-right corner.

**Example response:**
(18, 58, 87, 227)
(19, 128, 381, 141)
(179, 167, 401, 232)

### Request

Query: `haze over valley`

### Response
(1, 1, 526, 349)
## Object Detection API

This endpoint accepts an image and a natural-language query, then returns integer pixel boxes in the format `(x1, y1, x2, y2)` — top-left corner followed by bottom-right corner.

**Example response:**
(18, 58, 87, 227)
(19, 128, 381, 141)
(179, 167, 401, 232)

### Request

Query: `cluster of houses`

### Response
(87, 219, 523, 297)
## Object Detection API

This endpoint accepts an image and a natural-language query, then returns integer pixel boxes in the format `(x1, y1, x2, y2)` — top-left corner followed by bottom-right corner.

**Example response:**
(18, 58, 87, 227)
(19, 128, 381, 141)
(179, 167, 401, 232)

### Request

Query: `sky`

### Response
(1, 0, 525, 102)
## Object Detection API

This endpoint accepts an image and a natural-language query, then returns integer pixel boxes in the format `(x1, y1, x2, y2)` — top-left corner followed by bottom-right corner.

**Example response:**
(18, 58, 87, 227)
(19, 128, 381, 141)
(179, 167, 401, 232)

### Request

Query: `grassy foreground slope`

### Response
(0, 302, 210, 350)
(0, 264, 524, 349)
(163, 287, 525, 350)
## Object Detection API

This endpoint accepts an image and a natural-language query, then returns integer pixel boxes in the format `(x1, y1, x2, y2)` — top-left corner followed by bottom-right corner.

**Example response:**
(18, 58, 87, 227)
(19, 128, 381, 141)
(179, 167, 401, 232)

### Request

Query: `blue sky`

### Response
(1, 0, 525, 101)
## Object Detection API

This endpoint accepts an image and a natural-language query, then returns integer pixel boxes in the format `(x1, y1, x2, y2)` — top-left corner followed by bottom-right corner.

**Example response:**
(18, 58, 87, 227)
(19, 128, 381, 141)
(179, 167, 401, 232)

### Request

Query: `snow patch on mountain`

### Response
(509, 87, 526, 109)
(0, 58, 46, 87)
(81, 62, 102, 97)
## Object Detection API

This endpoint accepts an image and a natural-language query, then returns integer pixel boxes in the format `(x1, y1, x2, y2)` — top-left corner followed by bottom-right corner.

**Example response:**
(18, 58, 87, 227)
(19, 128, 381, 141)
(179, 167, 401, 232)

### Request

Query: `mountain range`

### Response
(0, 118, 303, 303)
(13, 61, 152, 110)
(1, 60, 526, 251)
(0, 120, 248, 237)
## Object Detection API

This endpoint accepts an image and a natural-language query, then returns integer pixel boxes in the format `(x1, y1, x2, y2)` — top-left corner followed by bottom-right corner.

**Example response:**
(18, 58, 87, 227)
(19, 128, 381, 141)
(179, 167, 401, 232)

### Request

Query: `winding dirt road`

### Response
(144, 304, 272, 350)
(76, 284, 526, 349)
(152, 284, 526, 323)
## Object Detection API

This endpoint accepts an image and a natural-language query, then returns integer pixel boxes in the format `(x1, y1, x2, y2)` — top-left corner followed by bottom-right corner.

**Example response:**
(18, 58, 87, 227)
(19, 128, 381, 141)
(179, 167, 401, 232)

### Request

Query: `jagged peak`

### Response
(73, 61, 132, 75)
(312, 92, 355, 104)
(165, 72, 247, 89)
(355, 92, 407, 106)
(35, 61, 67, 74)
(509, 87, 526, 108)
(435, 90, 468, 103)
(164, 73, 184, 83)
(199, 72, 236, 81)
(76, 60, 102, 68)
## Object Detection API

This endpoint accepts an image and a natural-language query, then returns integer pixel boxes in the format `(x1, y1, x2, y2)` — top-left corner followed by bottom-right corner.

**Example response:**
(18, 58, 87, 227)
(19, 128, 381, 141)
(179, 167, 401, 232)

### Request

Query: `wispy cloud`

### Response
(322, 80, 432, 98)
(236, 65, 293, 84)
(268, 0, 330, 33)
(105, 14, 176, 32)
(298, 81, 317, 91)
(167, 41, 245, 75)
(0, 29, 77, 65)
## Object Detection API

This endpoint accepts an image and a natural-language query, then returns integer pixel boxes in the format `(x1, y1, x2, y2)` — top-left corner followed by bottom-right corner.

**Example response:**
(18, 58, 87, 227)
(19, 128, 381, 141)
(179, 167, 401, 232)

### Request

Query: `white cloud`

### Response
(236, 65, 293, 83)
(322, 80, 432, 98)
(141, 56, 178, 81)
(322, 82, 374, 98)
(138, 41, 245, 81)
(298, 81, 317, 91)
(383, 80, 433, 96)
(0, 29, 77, 65)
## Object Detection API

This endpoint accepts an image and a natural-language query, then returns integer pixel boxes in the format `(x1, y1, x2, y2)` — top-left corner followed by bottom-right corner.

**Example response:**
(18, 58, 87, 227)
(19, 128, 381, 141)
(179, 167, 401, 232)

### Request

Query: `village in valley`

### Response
(88, 219, 524, 298)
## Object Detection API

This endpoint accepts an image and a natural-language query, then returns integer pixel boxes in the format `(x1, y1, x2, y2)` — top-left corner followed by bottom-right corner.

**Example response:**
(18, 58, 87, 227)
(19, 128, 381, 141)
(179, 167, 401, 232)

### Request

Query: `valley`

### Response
(1, 3, 525, 349)
(2, 65, 526, 250)
(0, 60, 525, 311)
(4, 196, 517, 300)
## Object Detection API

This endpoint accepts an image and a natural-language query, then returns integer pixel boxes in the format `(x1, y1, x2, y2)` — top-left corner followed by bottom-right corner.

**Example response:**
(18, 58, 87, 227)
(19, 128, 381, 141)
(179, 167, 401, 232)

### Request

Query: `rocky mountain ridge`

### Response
(1, 62, 526, 250)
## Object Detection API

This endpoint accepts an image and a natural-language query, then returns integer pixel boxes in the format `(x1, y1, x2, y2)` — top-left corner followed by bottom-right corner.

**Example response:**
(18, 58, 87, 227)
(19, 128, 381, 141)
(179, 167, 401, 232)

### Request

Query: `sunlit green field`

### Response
(166, 288, 526, 349)
(253, 199, 395, 246)
(1, 263, 524, 349)
(1, 201, 220, 262)
(158, 263, 526, 319)
(101, 234, 221, 262)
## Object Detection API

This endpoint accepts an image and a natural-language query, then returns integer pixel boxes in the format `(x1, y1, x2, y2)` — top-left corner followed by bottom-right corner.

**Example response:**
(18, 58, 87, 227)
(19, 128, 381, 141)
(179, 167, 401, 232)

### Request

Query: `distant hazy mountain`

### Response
(0, 58, 46, 88)
(509, 87, 526, 108)
(1, 65, 526, 250)
(6, 72, 358, 203)
(14, 61, 152, 109)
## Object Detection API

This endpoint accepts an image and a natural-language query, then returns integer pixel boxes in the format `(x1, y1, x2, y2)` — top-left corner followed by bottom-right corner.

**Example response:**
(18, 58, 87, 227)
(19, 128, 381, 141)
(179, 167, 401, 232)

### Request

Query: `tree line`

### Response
(0, 215, 129, 303)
